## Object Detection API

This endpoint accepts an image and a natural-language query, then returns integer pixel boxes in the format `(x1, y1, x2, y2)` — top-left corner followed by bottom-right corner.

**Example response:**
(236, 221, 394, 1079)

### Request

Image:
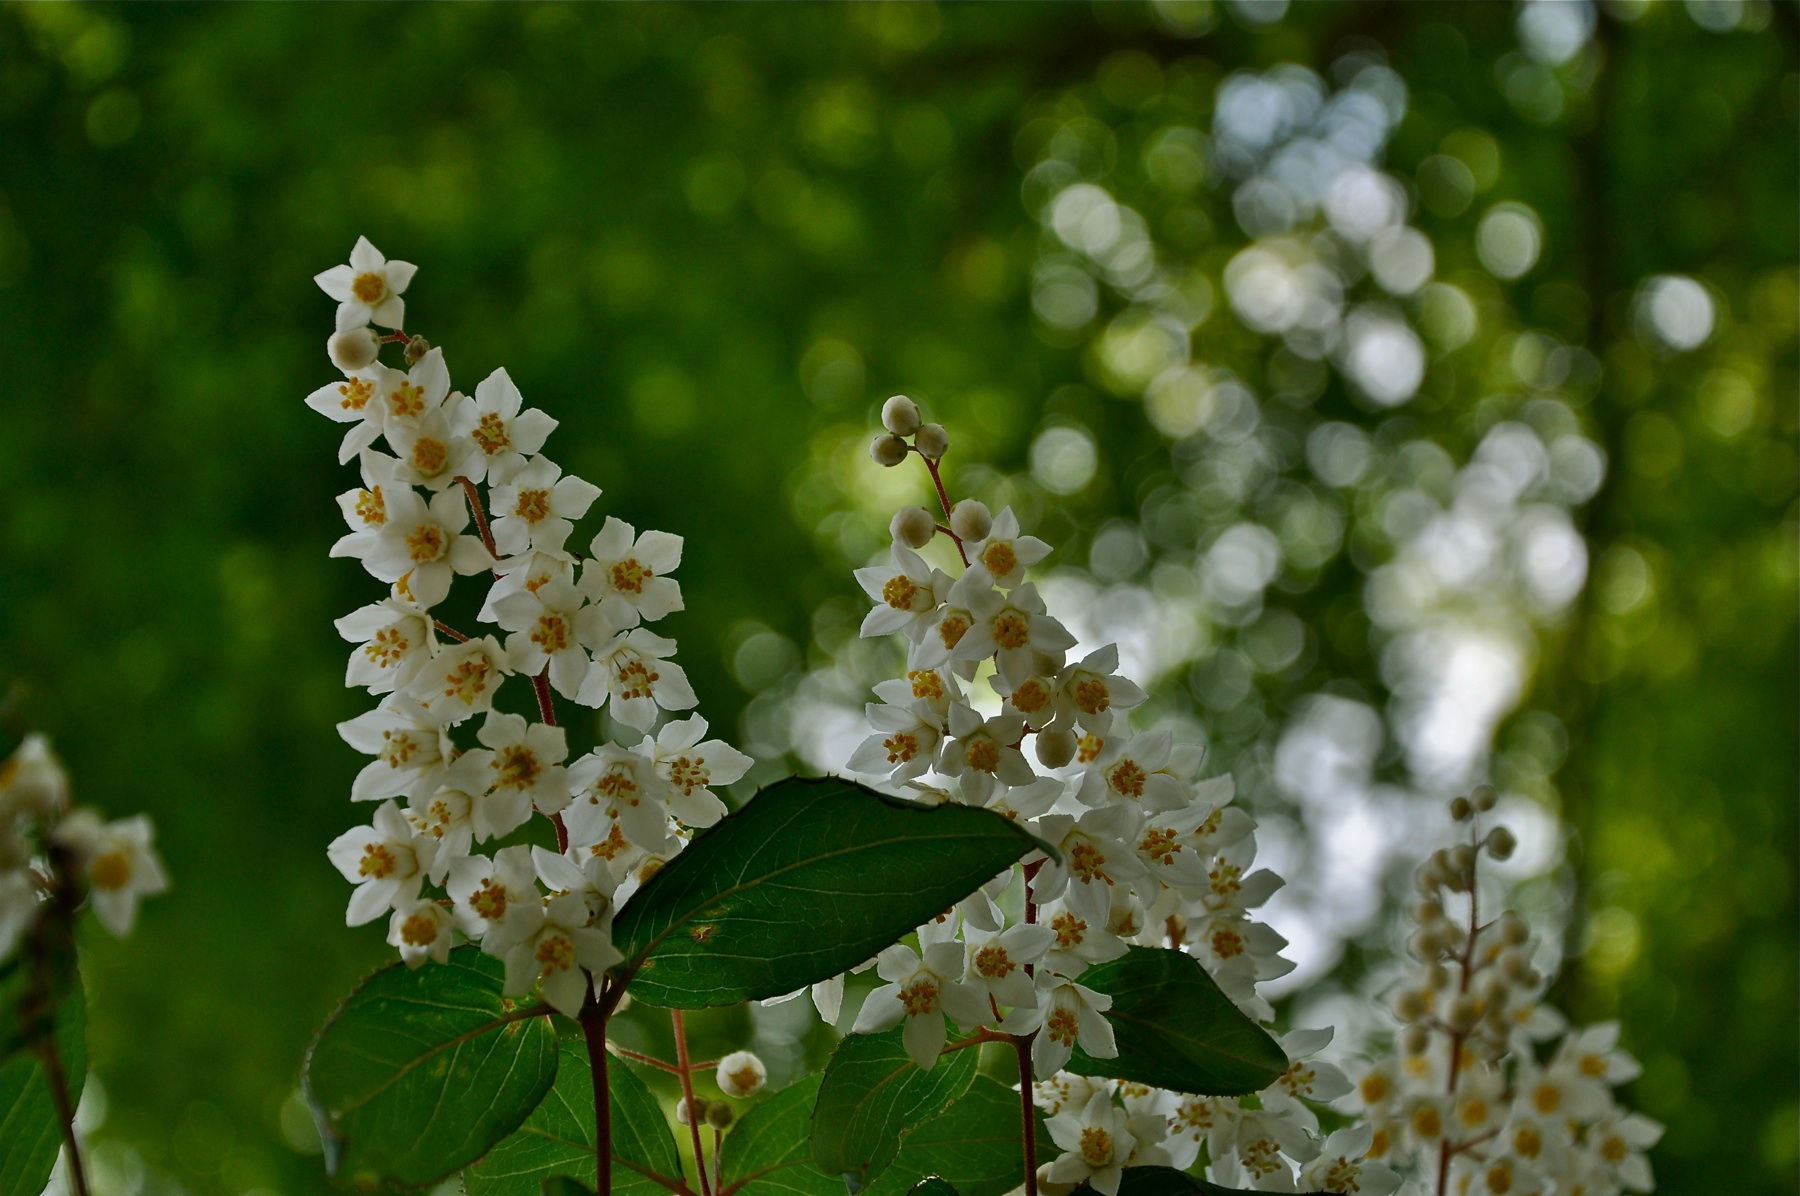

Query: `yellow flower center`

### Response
(390, 381, 427, 419)
(1109, 759, 1146, 798)
(90, 850, 132, 891)
(617, 660, 660, 701)
(974, 945, 1015, 979)
(1078, 1126, 1113, 1166)
(909, 670, 944, 700)
(1412, 1106, 1442, 1139)
(1070, 841, 1110, 885)
(1210, 861, 1242, 898)
(380, 730, 420, 768)
(532, 614, 570, 654)
(899, 978, 939, 1016)
(444, 659, 493, 704)
(981, 540, 1016, 577)
(1600, 1134, 1627, 1164)
(338, 377, 374, 411)
(1360, 1072, 1390, 1105)
(472, 412, 511, 455)
(965, 738, 1000, 773)
(351, 271, 387, 304)
(355, 485, 386, 526)
(1533, 1083, 1561, 1115)
(612, 558, 650, 594)
(411, 437, 448, 475)
(883, 574, 920, 610)
(591, 824, 628, 861)
(1211, 927, 1245, 958)
(993, 613, 1030, 650)
(939, 614, 970, 648)
(885, 733, 919, 763)
(1046, 1006, 1080, 1047)
(515, 488, 551, 523)
(1075, 678, 1111, 715)
(1513, 1125, 1543, 1159)
(1140, 827, 1180, 865)
(365, 627, 411, 669)
(1077, 733, 1103, 763)
(536, 934, 576, 975)
(728, 1066, 760, 1093)
(1011, 679, 1050, 715)
(1485, 1161, 1514, 1194)
(493, 745, 541, 791)
(401, 912, 440, 947)
(407, 524, 446, 563)
(595, 770, 640, 804)
(359, 843, 397, 879)
(1051, 912, 1086, 948)
(1579, 1052, 1608, 1078)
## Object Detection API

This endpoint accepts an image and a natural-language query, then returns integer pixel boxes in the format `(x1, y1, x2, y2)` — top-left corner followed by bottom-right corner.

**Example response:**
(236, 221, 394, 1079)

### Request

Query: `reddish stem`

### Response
(672, 1010, 714, 1196)
(1436, 824, 1483, 1196)
(454, 475, 501, 562)
(582, 994, 613, 1196)
(434, 619, 470, 643)
(1016, 1035, 1039, 1196)
(919, 454, 970, 567)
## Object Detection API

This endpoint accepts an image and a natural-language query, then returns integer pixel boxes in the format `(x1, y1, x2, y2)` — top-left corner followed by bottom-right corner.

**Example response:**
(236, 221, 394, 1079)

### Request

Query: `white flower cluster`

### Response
(0, 733, 167, 957)
(1337, 791, 1661, 1196)
(834, 398, 1355, 1193)
(312, 238, 750, 1017)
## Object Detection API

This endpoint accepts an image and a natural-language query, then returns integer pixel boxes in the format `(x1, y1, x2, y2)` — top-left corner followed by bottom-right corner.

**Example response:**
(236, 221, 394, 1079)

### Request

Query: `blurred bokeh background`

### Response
(0, 2, 1793, 1194)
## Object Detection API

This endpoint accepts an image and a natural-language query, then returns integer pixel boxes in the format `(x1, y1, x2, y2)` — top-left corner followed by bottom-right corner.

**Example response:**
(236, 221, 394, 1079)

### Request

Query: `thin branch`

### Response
(672, 1010, 714, 1196)
(454, 474, 501, 562)
(434, 620, 470, 643)
(612, 1046, 683, 1074)
(39, 1037, 88, 1196)
(918, 453, 970, 567)
(582, 989, 614, 1196)
(1016, 1034, 1039, 1196)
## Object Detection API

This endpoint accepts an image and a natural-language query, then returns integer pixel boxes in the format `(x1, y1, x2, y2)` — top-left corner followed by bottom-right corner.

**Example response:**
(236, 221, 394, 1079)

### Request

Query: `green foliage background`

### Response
(0, 3, 1792, 1194)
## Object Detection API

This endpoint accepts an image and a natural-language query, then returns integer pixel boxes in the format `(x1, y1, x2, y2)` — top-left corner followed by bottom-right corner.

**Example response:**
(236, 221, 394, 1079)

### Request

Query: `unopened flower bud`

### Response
(676, 1096, 710, 1126)
(328, 327, 380, 372)
(914, 423, 949, 460)
(1427, 963, 1452, 991)
(716, 1050, 767, 1098)
(706, 1101, 735, 1129)
(948, 499, 992, 543)
(1485, 826, 1516, 861)
(1450, 844, 1477, 876)
(870, 434, 910, 467)
(1402, 1025, 1430, 1056)
(882, 395, 922, 436)
(403, 334, 431, 367)
(1393, 989, 1429, 1022)
(1471, 784, 1498, 812)
(1498, 910, 1530, 946)
(1036, 728, 1077, 769)
(0, 734, 69, 821)
(1501, 950, 1534, 983)
(890, 506, 937, 549)
(1415, 899, 1445, 927)
(1449, 796, 1473, 822)
(1447, 994, 1480, 1032)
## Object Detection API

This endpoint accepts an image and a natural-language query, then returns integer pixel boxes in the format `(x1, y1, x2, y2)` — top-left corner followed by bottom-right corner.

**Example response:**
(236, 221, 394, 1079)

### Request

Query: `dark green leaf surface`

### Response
(1066, 947, 1285, 1097)
(717, 1075, 839, 1196)
(811, 1025, 980, 1185)
(304, 948, 559, 1191)
(612, 777, 1051, 1007)
(907, 1182, 960, 1196)
(0, 976, 85, 1196)
(862, 1078, 1024, 1196)
(540, 1178, 594, 1196)
(467, 1038, 681, 1196)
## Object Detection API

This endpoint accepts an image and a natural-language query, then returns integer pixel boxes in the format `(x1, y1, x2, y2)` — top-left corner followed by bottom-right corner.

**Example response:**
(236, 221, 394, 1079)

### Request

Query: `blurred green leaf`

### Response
(611, 776, 1051, 1007)
(862, 1078, 1026, 1196)
(717, 1074, 839, 1196)
(304, 948, 558, 1190)
(1067, 947, 1285, 1096)
(0, 975, 84, 1196)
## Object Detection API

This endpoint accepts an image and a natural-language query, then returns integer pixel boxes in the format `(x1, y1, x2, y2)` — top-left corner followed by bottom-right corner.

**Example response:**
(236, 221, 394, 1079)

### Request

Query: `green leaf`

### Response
(0, 974, 85, 1196)
(611, 776, 1052, 1007)
(907, 1182, 959, 1196)
(716, 1075, 839, 1196)
(811, 1025, 980, 1186)
(304, 947, 559, 1191)
(863, 1078, 1025, 1196)
(466, 1038, 682, 1196)
(1074, 1164, 1320, 1196)
(1065, 947, 1286, 1097)
(540, 1178, 594, 1196)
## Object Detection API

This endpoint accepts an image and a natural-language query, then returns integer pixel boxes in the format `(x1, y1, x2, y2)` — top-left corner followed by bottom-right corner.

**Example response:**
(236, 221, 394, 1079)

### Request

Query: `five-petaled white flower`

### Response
(502, 891, 622, 1017)
(328, 801, 428, 926)
(314, 236, 418, 331)
(964, 507, 1051, 589)
(635, 716, 752, 829)
(852, 923, 990, 1070)
(582, 518, 684, 629)
(336, 596, 439, 695)
(1045, 1090, 1137, 1196)
(339, 696, 454, 802)
(466, 367, 557, 485)
(365, 485, 493, 609)
(448, 845, 542, 949)
(52, 811, 169, 937)
(410, 635, 512, 723)
(856, 546, 951, 642)
(492, 575, 612, 702)
(476, 710, 570, 817)
(490, 456, 602, 557)
(387, 897, 455, 968)
(579, 629, 697, 731)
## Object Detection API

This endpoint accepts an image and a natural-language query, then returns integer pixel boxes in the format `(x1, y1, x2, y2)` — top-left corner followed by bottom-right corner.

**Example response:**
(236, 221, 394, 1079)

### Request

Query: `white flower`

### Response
(490, 456, 602, 557)
(565, 743, 672, 850)
(479, 545, 578, 624)
(448, 845, 541, 948)
(502, 891, 622, 1017)
(0, 866, 38, 960)
(51, 812, 168, 937)
(476, 711, 570, 817)
(467, 368, 557, 485)
(966, 507, 1051, 588)
(1030, 806, 1147, 925)
(382, 348, 452, 431)
(336, 596, 439, 694)
(307, 364, 403, 464)
(1589, 1110, 1662, 1192)
(855, 546, 951, 641)
(582, 517, 685, 628)
(847, 700, 944, 783)
(636, 716, 752, 828)
(331, 451, 406, 558)
(961, 922, 1055, 1014)
(953, 581, 1075, 690)
(1075, 728, 1188, 813)
(579, 629, 697, 731)
(716, 1051, 768, 1097)
(0, 733, 69, 821)
(388, 395, 480, 491)
(852, 924, 990, 1070)
(365, 486, 493, 608)
(327, 801, 427, 926)
(1049, 645, 1147, 735)
(407, 751, 489, 880)
(387, 897, 455, 968)
(1208, 1106, 1317, 1188)
(1038, 898, 1130, 975)
(1262, 1027, 1352, 1135)
(1127, 803, 1221, 893)
(314, 236, 417, 331)
(493, 576, 612, 701)
(1045, 1090, 1135, 1196)
(531, 845, 619, 926)
(1020, 973, 1117, 1076)
(339, 696, 453, 802)
(408, 635, 512, 723)
(935, 704, 1033, 805)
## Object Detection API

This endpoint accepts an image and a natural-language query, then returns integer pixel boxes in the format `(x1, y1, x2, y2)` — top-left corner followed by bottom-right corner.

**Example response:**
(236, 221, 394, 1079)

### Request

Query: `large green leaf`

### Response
(611, 776, 1052, 1007)
(1075, 1164, 1321, 1196)
(907, 1182, 959, 1196)
(811, 1025, 980, 1186)
(862, 1078, 1026, 1196)
(466, 1038, 682, 1196)
(1066, 947, 1285, 1097)
(304, 947, 559, 1191)
(0, 974, 85, 1196)
(716, 1075, 838, 1196)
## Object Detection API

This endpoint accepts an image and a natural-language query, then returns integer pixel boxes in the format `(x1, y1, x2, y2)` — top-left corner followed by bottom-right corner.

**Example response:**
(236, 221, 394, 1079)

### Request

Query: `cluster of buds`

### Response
(0, 733, 166, 962)
(311, 239, 751, 1017)
(1338, 793, 1662, 1196)
(811, 398, 1366, 1193)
